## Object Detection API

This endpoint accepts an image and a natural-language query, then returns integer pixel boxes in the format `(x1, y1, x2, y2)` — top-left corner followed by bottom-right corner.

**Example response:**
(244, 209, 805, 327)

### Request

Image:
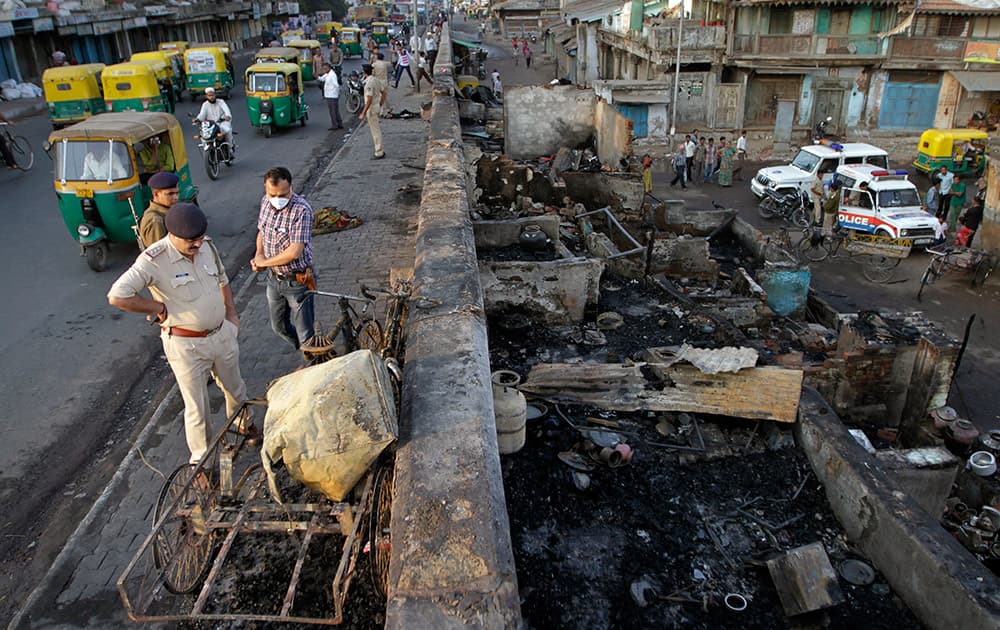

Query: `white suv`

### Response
(831, 164, 938, 246)
(751, 143, 890, 198)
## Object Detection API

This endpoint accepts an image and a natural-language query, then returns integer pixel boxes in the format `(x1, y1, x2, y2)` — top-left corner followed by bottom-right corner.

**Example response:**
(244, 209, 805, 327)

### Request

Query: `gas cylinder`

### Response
(491, 370, 526, 454)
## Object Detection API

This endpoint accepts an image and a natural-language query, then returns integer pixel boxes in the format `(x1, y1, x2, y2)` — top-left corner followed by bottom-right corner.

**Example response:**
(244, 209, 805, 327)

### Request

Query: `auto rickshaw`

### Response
(245, 62, 308, 138)
(45, 112, 197, 271)
(316, 21, 342, 45)
(102, 61, 175, 114)
(287, 39, 322, 81)
(913, 128, 990, 177)
(255, 46, 300, 65)
(43, 63, 107, 128)
(281, 29, 305, 45)
(339, 27, 363, 58)
(130, 51, 183, 101)
(185, 46, 234, 99)
(191, 41, 234, 76)
(158, 41, 188, 53)
(371, 22, 390, 45)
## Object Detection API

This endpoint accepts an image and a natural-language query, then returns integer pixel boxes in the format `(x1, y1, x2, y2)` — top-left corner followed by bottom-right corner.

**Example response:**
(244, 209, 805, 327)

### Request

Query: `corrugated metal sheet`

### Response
(563, 0, 622, 22)
(951, 70, 1000, 92)
(731, 0, 897, 6)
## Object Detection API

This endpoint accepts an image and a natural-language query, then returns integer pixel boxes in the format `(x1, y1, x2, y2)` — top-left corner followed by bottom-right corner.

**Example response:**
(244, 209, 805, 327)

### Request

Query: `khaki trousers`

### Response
(161, 320, 248, 464)
(368, 102, 384, 157)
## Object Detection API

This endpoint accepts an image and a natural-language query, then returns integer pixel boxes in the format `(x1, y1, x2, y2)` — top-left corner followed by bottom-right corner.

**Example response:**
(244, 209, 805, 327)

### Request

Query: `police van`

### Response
(751, 142, 889, 198)
(831, 164, 938, 246)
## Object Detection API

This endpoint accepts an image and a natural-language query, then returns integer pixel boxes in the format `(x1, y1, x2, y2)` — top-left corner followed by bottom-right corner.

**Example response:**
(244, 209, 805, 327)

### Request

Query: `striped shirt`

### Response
(257, 192, 314, 274)
(396, 49, 411, 67)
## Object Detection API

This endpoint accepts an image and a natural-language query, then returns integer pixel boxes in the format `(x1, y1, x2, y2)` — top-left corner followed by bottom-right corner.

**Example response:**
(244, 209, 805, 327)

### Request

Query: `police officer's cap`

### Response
(148, 171, 179, 190)
(165, 203, 208, 239)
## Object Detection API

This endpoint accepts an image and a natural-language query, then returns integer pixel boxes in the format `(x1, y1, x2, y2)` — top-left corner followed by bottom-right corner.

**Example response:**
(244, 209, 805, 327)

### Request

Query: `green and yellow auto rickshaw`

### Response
(316, 21, 342, 45)
(43, 63, 106, 128)
(158, 41, 188, 53)
(191, 41, 235, 78)
(287, 39, 322, 81)
(245, 62, 308, 138)
(913, 128, 990, 177)
(339, 27, 363, 58)
(102, 61, 175, 113)
(371, 22, 390, 45)
(281, 29, 305, 45)
(255, 47, 300, 65)
(184, 46, 234, 99)
(130, 50, 183, 101)
(46, 112, 197, 270)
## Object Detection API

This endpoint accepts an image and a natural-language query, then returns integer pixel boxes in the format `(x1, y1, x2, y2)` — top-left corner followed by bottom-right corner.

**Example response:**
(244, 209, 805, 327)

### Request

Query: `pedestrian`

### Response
(328, 38, 344, 82)
(692, 138, 705, 186)
(393, 45, 415, 88)
(734, 130, 747, 181)
(312, 48, 323, 80)
(717, 140, 736, 187)
(669, 145, 687, 189)
(108, 203, 256, 466)
(373, 52, 392, 116)
(359, 63, 387, 159)
(491, 68, 503, 96)
(691, 128, 700, 144)
(703, 137, 717, 183)
(367, 37, 378, 62)
(523, 41, 532, 68)
(317, 63, 343, 130)
(425, 31, 438, 68)
(641, 154, 653, 194)
(809, 171, 825, 226)
(684, 135, 695, 184)
(822, 180, 842, 231)
(957, 200, 983, 247)
(932, 215, 948, 247)
(138, 171, 180, 248)
(936, 166, 954, 219)
(925, 180, 940, 217)
(512, 36, 519, 65)
(251, 167, 317, 352)
(416, 51, 433, 92)
(947, 173, 966, 232)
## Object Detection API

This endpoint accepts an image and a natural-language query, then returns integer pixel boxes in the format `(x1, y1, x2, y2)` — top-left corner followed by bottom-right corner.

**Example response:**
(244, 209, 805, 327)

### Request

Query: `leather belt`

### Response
(271, 269, 307, 282)
(164, 324, 222, 338)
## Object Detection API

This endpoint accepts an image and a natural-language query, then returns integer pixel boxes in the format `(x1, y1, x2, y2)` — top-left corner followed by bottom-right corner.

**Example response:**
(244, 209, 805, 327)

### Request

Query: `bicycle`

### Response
(301, 290, 382, 365)
(917, 245, 996, 301)
(795, 225, 909, 283)
(0, 121, 33, 171)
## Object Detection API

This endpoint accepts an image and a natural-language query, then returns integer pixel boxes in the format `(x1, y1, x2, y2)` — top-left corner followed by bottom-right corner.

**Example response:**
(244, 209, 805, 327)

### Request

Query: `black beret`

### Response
(165, 203, 208, 239)
(148, 171, 179, 190)
(362, 63, 373, 74)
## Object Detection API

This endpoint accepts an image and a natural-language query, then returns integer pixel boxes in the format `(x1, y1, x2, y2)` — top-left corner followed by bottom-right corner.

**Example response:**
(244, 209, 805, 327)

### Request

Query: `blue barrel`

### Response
(759, 265, 811, 317)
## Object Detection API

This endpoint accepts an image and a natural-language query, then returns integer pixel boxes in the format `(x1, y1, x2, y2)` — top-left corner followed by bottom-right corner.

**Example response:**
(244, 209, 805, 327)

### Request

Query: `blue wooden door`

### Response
(614, 103, 648, 138)
(879, 82, 938, 130)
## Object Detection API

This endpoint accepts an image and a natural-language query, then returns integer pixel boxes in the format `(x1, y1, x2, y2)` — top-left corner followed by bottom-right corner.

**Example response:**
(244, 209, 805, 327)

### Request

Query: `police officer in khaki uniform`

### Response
(138, 171, 180, 249)
(360, 63, 386, 159)
(108, 203, 256, 465)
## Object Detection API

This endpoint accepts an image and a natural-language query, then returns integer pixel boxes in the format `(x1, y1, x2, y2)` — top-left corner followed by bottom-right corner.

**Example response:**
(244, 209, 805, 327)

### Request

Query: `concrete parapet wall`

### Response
(796, 387, 1000, 630)
(386, 24, 522, 629)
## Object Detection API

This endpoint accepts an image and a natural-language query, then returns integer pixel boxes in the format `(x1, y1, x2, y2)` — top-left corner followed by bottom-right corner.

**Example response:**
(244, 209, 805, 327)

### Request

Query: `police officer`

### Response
(108, 203, 256, 465)
(138, 171, 180, 248)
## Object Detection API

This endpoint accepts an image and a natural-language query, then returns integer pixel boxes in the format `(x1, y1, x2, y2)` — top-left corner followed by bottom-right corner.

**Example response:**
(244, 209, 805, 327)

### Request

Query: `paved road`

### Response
(0, 52, 368, 575)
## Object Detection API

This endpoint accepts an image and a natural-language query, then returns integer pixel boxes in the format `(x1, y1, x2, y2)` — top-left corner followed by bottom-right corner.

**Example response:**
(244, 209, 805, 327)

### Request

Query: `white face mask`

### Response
(270, 195, 290, 210)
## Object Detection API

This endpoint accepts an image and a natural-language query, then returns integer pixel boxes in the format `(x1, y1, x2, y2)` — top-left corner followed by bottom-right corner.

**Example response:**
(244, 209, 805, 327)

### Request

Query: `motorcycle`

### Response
(345, 70, 364, 115)
(758, 187, 811, 228)
(812, 115, 833, 144)
(194, 118, 234, 181)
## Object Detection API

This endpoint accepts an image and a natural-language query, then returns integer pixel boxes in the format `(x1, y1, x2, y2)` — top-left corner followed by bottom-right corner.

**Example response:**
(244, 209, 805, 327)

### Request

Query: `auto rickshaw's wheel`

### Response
(152, 464, 217, 595)
(262, 124, 272, 138)
(85, 242, 108, 272)
(368, 459, 394, 598)
(300, 111, 307, 127)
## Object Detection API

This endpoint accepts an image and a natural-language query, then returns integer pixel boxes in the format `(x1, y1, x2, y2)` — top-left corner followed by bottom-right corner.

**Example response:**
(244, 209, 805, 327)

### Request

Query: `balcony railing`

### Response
(732, 32, 885, 58)
(890, 36, 966, 60)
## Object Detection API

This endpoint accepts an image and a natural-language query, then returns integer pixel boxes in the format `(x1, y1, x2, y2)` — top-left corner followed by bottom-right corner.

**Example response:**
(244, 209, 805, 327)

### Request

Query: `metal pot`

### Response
(518, 224, 549, 251)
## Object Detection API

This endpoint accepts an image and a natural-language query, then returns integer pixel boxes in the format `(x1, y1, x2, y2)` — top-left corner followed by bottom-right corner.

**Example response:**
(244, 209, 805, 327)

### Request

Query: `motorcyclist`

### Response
(193, 87, 235, 153)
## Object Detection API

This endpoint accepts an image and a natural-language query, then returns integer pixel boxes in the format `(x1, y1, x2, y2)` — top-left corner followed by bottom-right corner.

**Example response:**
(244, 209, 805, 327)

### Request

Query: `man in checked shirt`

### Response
(250, 166, 316, 352)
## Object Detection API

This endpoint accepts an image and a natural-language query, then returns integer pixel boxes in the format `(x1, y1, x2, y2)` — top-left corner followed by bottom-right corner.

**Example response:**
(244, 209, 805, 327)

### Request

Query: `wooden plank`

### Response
(766, 542, 845, 616)
(520, 362, 803, 423)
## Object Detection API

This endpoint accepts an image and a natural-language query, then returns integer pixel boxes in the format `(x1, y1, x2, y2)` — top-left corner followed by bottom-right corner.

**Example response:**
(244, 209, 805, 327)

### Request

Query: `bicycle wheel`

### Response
(355, 318, 383, 351)
(10, 135, 34, 171)
(797, 231, 830, 262)
(862, 255, 900, 284)
(152, 464, 217, 594)
(368, 458, 395, 598)
(917, 260, 941, 301)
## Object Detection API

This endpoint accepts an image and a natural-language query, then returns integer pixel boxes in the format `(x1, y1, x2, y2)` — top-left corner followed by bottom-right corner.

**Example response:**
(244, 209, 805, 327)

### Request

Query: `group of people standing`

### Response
(510, 36, 533, 67)
(925, 165, 985, 247)
(667, 130, 747, 190)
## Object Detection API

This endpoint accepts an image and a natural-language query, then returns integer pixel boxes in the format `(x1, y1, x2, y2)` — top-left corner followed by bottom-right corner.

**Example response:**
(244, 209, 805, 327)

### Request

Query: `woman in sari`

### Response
(717, 140, 736, 187)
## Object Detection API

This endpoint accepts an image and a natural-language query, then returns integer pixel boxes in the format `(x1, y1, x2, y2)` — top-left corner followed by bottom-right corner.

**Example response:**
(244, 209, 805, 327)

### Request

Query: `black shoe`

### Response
(328, 127, 336, 130)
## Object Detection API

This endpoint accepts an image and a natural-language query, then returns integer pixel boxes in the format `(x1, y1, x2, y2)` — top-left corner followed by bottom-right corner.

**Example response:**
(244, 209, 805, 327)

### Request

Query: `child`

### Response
(932, 215, 948, 247)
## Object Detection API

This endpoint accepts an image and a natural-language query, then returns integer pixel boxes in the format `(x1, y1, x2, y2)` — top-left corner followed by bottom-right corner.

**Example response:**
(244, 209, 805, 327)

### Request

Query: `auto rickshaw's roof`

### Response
(131, 51, 172, 61)
(257, 47, 300, 58)
(190, 41, 231, 51)
(104, 61, 164, 75)
(43, 63, 105, 80)
(341, 26, 362, 31)
(287, 39, 322, 48)
(920, 128, 990, 141)
(246, 62, 301, 74)
(48, 112, 180, 144)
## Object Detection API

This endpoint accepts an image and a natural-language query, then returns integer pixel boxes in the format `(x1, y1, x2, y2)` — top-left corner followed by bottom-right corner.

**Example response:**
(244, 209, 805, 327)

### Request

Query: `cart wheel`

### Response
(85, 242, 109, 271)
(152, 464, 217, 594)
(355, 319, 384, 352)
(797, 231, 830, 263)
(863, 255, 900, 284)
(233, 463, 267, 501)
(368, 460, 395, 598)
(973, 256, 994, 287)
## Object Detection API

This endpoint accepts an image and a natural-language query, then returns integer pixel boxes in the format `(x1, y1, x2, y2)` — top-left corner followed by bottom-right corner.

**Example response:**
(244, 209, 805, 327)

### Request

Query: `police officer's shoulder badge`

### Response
(144, 242, 167, 259)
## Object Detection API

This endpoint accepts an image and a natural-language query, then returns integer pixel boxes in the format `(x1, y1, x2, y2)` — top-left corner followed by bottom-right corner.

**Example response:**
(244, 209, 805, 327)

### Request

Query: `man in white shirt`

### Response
(491, 69, 502, 96)
(318, 63, 343, 129)
(936, 166, 955, 219)
(194, 87, 234, 150)
(684, 135, 696, 184)
(734, 130, 747, 181)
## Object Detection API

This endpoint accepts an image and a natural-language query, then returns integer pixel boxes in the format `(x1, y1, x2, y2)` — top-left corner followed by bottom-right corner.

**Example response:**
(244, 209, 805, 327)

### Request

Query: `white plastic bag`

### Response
(262, 350, 397, 502)
(1, 87, 20, 100)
